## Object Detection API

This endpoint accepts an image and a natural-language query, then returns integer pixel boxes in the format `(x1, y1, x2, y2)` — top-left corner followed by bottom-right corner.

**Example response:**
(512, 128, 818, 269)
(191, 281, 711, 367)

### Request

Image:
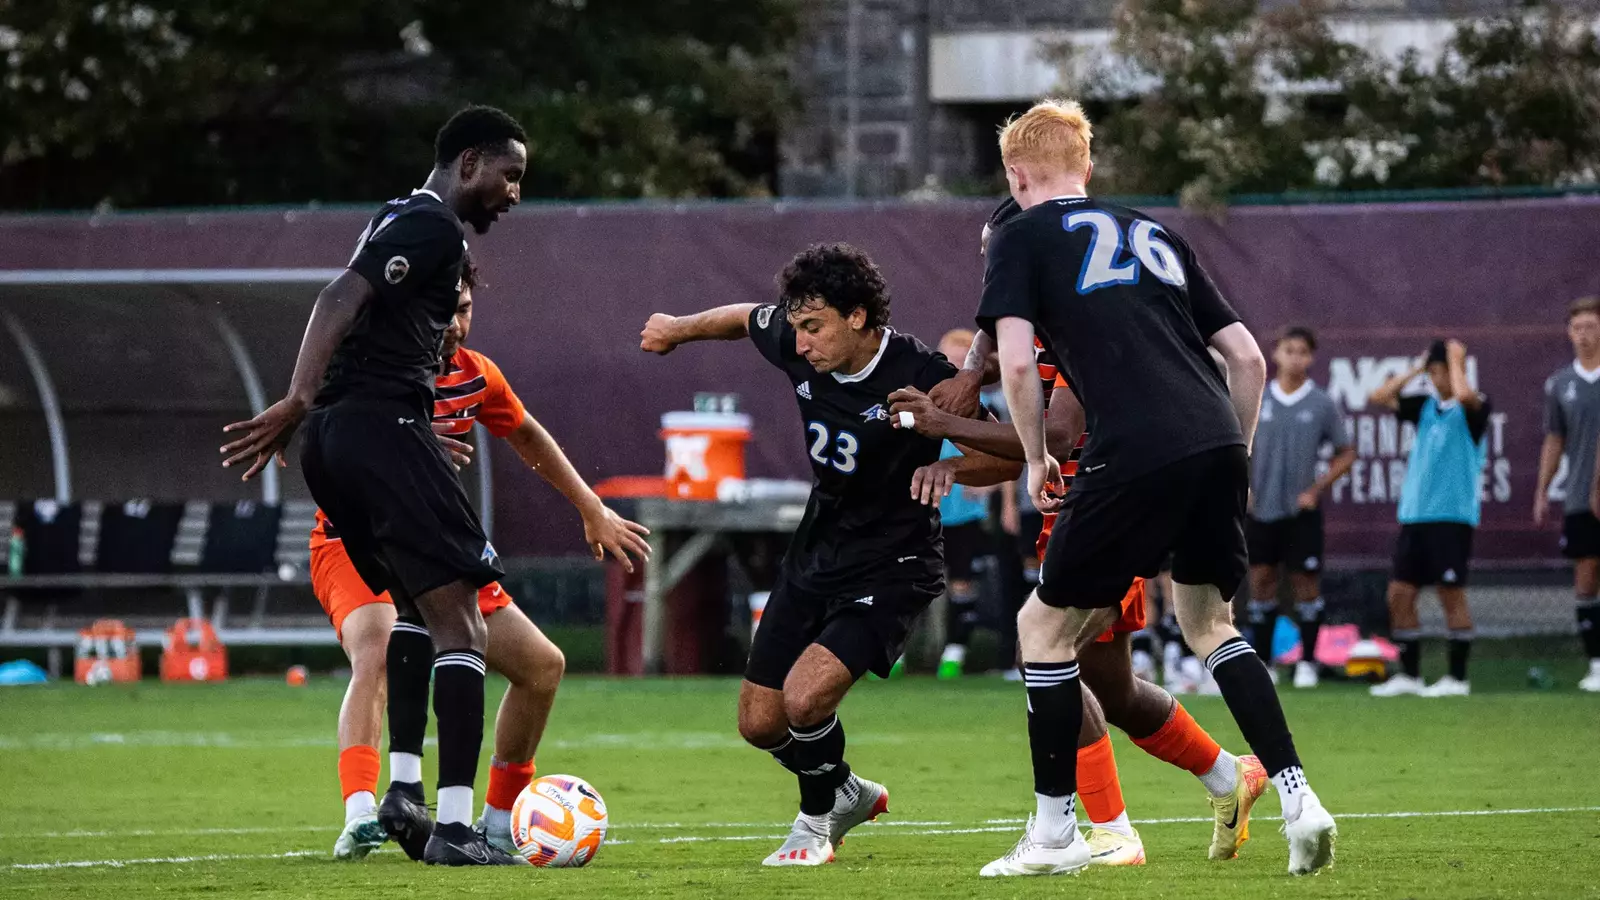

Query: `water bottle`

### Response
(6, 527, 22, 578)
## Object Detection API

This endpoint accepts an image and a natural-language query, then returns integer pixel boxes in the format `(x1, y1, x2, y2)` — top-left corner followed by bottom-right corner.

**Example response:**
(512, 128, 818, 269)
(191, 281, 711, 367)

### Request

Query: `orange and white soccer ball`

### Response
(510, 775, 609, 867)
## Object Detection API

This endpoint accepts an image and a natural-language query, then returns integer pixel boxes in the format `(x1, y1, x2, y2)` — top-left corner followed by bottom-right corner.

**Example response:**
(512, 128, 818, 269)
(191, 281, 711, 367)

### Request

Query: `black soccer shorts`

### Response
(1392, 522, 1475, 588)
(301, 399, 504, 602)
(1246, 510, 1326, 574)
(1561, 512, 1600, 560)
(1038, 445, 1249, 610)
(744, 577, 941, 689)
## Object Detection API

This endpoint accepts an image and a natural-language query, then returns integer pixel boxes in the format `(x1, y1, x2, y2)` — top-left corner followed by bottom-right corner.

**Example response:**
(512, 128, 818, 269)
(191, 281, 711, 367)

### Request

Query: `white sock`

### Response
(1198, 750, 1239, 798)
(941, 644, 967, 665)
(1031, 793, 1079, 847)
(437, 785, 474, 827)
(480, 803, 512, 836)
(1272, 766, 1311, 822)
(796, 811, 830, 838)
(344, 790, 376, 823)
(1091, 810, 1135, 838)
(1590, 659, 1600, 676)
(389, 752, 423, 785)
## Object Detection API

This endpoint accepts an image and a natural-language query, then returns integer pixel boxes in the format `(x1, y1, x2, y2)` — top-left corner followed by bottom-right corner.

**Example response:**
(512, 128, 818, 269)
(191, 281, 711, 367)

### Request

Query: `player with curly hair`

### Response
(639, 243, 958, 868)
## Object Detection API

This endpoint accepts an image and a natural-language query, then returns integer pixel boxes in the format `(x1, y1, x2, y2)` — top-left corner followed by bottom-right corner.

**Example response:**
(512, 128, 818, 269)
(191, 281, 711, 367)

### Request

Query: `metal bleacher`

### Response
(0, 499, 332, 676)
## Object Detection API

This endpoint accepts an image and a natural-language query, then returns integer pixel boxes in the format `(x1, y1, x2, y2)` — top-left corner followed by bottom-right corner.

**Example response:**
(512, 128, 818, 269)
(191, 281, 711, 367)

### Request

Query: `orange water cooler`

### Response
(160, 619, 228, 682)
(659, 411, 752, 500)
(74, 620, 142, 684)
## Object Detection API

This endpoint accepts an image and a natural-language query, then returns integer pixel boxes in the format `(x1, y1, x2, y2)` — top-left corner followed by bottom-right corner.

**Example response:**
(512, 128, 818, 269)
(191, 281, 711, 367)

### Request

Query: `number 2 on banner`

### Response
(1064, 211, 1188, 294)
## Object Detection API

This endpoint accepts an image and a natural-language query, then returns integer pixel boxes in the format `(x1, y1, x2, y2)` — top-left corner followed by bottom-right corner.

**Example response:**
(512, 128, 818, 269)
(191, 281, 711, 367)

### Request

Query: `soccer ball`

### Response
(510, 775, 609, 867)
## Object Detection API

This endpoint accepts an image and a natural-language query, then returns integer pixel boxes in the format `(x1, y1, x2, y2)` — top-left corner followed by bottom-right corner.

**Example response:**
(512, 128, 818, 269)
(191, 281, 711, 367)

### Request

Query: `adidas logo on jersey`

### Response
(796, 381, 812, 400)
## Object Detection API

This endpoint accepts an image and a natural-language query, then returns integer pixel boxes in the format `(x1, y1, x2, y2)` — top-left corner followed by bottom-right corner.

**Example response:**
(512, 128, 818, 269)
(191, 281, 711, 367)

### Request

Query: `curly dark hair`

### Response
(776, 243, 891, 330)
(435, 105, 527, 166)
(1276, 325, 1316, 351)
(460, 247, 480, 290)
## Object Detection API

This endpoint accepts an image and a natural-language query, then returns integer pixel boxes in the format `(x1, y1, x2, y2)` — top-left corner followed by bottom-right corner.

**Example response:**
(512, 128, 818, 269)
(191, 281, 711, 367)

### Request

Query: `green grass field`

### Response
(3, 663, 1599, 899)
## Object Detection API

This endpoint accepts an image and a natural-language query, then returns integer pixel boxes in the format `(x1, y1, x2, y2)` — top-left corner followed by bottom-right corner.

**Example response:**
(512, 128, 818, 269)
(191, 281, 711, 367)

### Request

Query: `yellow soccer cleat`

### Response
(1208, 754, 1269, 860)
(1085, 826, 1146, 866)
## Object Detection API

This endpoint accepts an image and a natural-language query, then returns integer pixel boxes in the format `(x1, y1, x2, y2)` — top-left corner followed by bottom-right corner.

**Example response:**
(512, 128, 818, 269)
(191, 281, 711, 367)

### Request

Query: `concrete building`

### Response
(779, 0, 1539, 197)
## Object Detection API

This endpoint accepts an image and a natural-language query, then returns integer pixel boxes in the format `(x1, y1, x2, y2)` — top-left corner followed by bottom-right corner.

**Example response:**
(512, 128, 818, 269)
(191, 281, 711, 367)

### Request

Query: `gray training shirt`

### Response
(1250, 381, 1352, 523)
(1545, 362, 1600, 515)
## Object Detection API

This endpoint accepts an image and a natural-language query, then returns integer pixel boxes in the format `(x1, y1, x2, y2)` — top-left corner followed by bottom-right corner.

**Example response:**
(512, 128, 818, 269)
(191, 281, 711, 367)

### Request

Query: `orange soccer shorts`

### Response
(311, 541, 514, 641)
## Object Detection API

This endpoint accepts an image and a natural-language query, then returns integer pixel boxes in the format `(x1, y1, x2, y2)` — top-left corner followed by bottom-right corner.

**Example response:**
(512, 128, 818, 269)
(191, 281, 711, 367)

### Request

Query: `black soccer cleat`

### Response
(423, 821, 529, 866)
(378, 783, 435, 862)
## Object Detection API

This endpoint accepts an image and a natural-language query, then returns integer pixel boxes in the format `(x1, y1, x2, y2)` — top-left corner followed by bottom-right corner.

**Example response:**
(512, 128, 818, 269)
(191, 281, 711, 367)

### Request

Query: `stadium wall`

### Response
(0, 196, 1595, 567)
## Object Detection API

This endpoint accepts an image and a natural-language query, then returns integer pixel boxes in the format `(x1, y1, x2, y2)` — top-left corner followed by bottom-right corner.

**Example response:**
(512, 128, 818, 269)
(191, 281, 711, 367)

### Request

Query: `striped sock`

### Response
(1205, 637, 1302, 779)
(432, 648, 486, 826)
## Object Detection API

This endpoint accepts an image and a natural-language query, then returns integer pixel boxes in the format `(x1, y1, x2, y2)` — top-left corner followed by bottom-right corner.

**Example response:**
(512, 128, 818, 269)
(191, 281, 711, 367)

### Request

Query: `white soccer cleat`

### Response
(1419, 675, 1470, 698)
(1283, 795, 1337, 876)
(1293, 661, 1320, 689)
(1085, 826, 1146, 866)
(979, 816, 1091, 877)
(829, 775, 889, 849)
(332, 814, 387, 861)
(1369, 673, 1424, 697)
(1579, 663, 1600, 693)
(761, 816, 834, 867)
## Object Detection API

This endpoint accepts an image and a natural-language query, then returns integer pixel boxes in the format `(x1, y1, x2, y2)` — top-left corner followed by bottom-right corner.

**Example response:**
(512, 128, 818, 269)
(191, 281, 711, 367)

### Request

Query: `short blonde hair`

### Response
(940, 328, 975, 347)
(998, 99, 1093, 176)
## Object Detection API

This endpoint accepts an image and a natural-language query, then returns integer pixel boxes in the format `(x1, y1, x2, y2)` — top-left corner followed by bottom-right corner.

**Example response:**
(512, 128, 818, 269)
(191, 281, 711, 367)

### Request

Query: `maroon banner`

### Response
(1, 196, 1596, 564)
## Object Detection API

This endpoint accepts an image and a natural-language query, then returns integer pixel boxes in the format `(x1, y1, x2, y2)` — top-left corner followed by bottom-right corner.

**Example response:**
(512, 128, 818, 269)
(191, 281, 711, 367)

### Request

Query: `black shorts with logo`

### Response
(1561, 512, 1600, 560)
(1247, 510, 1325, 574)
(1392, 523, 1475, 588)
(301, 399, 504, 602)
(1038, 445, 1249, 610)
(745, 577, 940, 688)
(944, 522, 990, 581)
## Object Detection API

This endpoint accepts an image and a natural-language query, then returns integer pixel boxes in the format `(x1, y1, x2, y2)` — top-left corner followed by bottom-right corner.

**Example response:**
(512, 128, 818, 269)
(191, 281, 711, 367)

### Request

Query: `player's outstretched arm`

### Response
(503, 412, 651, 572)
(221, 270, 374, 480)
(995, 317, 1061, 513)
(888, 383, 1081, 462)
(1445, 340, 1481, 410)
(928, 329, 998, 418)
(1209, 321, 1268, 452)
(640, 304, 759, 355)
(909, 451, 1023, 508)
(1369, 358, 1426, 412)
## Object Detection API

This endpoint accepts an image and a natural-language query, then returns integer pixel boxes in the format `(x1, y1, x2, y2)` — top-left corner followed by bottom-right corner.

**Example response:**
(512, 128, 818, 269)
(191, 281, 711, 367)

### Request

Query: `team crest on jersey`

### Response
(481, 541, 499, 566)
(861, 403, 889, 422)
(756, 305, 776, 329)
(384, 256, 410, 284)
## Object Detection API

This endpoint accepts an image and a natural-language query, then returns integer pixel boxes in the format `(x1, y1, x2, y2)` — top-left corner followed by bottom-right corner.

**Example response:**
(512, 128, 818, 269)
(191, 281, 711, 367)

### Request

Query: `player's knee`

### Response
(737, 702, 787, 748)
(782, 683, 839, 729)
(527, 642, 566, 693)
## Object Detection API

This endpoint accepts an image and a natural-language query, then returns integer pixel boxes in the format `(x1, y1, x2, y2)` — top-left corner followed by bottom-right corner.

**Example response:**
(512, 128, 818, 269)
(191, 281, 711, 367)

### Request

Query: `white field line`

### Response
(8, 806, 1598, 871)
(0, 731, 913, 752)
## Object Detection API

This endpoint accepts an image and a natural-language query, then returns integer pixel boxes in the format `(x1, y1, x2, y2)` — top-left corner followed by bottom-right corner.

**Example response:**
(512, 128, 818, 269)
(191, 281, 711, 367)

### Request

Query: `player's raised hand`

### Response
(1027, 455, 1064, 514)
(928, 369, 982, 419)
(640, 314, 680, 355)
(220, 397, 306, 481)
(888, 387, 952, 438)
(909, 459, 958, 508)
(432, 422, 474, 471)
(580, 502, 652, 573)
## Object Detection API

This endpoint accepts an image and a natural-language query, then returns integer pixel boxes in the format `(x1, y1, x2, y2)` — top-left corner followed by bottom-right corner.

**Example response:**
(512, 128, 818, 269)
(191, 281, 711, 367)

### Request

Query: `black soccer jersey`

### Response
(977, 196, 1243, 489)
(747, 304, 959, 594)
(318, 189, 469, 414)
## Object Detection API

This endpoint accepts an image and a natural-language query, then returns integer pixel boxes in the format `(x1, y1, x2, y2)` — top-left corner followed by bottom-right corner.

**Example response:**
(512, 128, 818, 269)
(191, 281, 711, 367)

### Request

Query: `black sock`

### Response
(1023, 661, 1082, 798)
(1296, 597, 1325, 664)
(1579, 598, 1600, 660)
(431, 648, 486, 791)
(760, 735, 801, 773)
(946, 586, 979, 648)
(386, 617, 433, 788)
(1246, 600, 1278, 663)
(1394, 629, 1422, 678)
(1448, 630, 1473, 681)
(790, 714, 851, 816)
(1204, 638, 1302, 777)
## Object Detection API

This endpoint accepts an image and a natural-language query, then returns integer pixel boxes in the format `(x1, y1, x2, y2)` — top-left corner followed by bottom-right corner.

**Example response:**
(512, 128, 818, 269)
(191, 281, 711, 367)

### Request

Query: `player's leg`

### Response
(1374, 524, 1428, 696)
(376, 592, 435, 860)
(1420, 525, 1475, 697)
(1244, 517, 1284, 669)
(1288, 510, 1328, 689)
(940, 578, 981, 679)
(1073, 683, 1144, 865)
(331, 601, 395, 860)
(478, 597, 566, 852)
(1576, 557, 1600, 691)
(1171, 446, 1334, 875)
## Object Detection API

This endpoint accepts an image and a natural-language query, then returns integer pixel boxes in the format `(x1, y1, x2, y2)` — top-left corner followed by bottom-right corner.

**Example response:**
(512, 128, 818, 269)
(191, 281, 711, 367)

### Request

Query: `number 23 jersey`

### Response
(747, 304, 958, 594)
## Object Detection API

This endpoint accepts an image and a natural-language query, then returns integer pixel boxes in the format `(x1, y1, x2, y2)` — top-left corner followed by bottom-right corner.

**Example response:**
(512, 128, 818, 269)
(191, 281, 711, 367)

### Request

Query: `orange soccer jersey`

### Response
(1036, 368, 1146, 640)
(310, 347, 527, 638)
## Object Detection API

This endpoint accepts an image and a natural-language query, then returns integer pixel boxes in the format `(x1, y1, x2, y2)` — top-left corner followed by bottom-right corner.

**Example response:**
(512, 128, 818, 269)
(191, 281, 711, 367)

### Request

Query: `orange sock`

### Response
(1075, 734, 1126, 825)
(338, 745, 381, 801)
(1130, 702, 1222, 777)
(486, 756, 536, 812)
